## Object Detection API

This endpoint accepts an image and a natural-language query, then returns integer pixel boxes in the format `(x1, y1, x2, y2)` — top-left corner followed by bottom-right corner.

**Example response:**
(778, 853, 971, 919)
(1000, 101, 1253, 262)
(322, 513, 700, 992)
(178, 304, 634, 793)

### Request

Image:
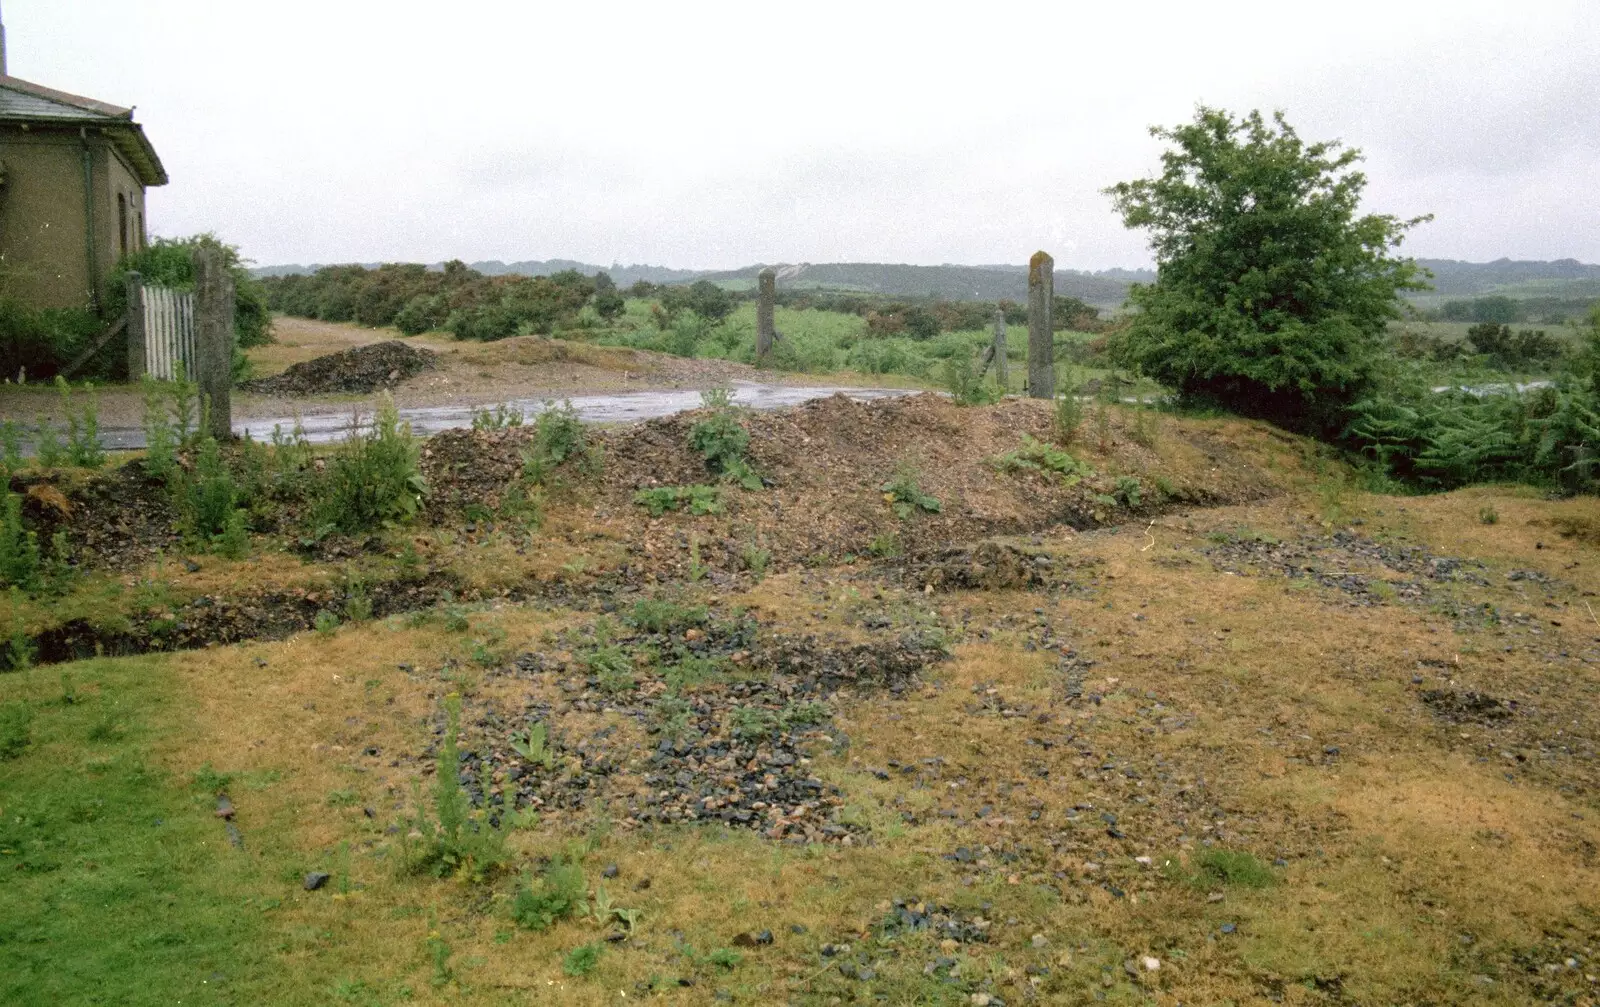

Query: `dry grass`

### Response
(76, 480, 1584, 1003)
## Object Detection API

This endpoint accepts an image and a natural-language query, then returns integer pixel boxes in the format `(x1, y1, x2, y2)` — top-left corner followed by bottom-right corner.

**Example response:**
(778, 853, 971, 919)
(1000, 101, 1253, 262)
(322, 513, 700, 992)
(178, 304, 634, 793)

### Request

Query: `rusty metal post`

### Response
(1026, 251, 1054, 399)
(193, 247, 234, 441)
(756, 267, 776, 363)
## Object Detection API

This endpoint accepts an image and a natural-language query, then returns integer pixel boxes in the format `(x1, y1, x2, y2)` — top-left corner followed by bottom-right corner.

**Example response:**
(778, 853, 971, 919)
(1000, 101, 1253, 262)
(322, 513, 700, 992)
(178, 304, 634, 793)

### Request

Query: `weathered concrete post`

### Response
(124, 271, 146, 381)
(991, 307, 1009, 393)
(193, 246, 234, 441)
(1026, 250, 1054, 399)
(756, 267, 777, 363)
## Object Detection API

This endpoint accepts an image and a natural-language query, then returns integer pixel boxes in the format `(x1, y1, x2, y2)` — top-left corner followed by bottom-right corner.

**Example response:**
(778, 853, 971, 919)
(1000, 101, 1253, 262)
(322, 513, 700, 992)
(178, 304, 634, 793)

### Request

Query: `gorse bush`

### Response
(315, 394, 427, 534)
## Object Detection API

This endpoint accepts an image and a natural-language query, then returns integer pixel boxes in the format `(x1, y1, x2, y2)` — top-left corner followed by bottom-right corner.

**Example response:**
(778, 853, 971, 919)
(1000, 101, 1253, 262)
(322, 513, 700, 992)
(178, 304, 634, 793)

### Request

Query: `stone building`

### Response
(0, 67, 167, 312)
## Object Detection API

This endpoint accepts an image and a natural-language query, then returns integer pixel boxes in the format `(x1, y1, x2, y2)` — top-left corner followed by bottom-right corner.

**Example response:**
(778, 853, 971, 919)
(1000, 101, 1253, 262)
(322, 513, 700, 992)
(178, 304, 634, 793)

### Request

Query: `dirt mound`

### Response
(241, 340, 437, 395)
(421, 393, 1286, 572)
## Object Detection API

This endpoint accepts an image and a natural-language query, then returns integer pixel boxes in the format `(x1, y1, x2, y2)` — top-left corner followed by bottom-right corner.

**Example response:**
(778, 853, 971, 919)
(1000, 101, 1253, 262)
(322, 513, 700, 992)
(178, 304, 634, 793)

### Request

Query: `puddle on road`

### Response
(94, 383, 919, 450)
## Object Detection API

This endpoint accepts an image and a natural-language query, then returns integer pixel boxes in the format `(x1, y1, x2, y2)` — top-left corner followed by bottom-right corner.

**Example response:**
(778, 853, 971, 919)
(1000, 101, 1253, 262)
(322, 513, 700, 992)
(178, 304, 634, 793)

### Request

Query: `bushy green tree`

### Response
(1105, 107, 1430, 435)
(108, 234, 273, 349)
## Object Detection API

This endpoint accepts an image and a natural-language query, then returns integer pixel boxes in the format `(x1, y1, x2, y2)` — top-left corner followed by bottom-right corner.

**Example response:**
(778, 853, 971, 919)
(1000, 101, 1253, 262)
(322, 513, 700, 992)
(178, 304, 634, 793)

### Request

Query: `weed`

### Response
(0, 420, 22, 477)
(314, 394, 427, 535)
(1129, 405, 1161, 448)
(1053, 375, 1084, 445)
(728, 705, 778, 742)
(401, 694, 518, 881)
(470, 402, 524, 431)
(426, 926, 453, 987)
(325, 789, 360, 808)
(562, 943, 602, 977)
(59, 672, 79, 706)
(654, 695, 696, 738)
(688, 534, 707, 581)
(626, 597, 709, 634)
(688, 388, 763, 490)
(1190, 848, 1276, 889)
(0, 701, 31, 760)
(880, 463, 941, 518)
(941, 350, 1001, 406)
(1114, 475, 1143, 508)
(633, 484, 721, 517)
(868, 532, 902, 558)
(779, 700, 829, 728)
(33, 416, 62, 469)
(1094, 401, 1112, 451)
(5, 589, 34, 670)
(663, 654, 725, 692)
(512, 859, 586, 930)
(509, 720, 557, 771)
(741, 543, 771, 579)
(442, 606, 470, 633)
(344, 573, 373, 623)
(174, 436, 250, 556)
(191, 763, 233, 795)
(992, 435, 1091, 483)
(313, 609, 340, 637)
(707, 947, 742, 970)
(59, 377, 105, 469)
(1478, 505, 1499, 525)
(523, 399, 597, 485)
(0, 490, 40, 591)
(587, 644, 637, 694)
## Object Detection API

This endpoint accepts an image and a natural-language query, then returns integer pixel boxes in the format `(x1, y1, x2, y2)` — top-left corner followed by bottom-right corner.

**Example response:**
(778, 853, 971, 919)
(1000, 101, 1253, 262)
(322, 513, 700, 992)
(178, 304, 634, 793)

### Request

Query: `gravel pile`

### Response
(241, 340, 437, 395)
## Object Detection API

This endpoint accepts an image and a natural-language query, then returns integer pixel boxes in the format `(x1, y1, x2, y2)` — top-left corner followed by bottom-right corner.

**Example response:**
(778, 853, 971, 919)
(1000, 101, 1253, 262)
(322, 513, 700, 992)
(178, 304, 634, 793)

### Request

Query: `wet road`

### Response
(92, 383, 920, 450)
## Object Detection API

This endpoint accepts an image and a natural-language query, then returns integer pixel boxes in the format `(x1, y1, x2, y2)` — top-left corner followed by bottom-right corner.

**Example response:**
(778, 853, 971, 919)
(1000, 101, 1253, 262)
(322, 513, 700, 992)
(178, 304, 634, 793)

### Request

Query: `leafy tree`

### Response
(108, 234, 273, 350)
(1105, 107, 1429, 435)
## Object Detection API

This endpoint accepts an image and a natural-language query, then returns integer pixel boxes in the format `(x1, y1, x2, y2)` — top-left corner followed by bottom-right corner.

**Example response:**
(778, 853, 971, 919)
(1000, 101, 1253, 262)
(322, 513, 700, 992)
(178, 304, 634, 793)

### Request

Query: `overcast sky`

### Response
(14, 1, 1599, 270)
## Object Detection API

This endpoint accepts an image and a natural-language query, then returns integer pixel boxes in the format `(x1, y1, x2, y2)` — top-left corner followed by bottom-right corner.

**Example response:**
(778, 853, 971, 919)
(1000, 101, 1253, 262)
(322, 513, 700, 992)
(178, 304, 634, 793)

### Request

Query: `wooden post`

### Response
(1026, 250, 1054, 399)
(193, 247, 234, 441)
(755, 267, 776, 363)
(125, 271, 146, 381)
(992, 307, 1009, 393)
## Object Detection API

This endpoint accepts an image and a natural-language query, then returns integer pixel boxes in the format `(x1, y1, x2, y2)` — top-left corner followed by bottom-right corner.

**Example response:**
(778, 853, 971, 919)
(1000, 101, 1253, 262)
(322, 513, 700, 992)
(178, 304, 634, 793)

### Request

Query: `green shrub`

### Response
(0, 300, 105, 381)
(523, 400, 595, 485)
(0, 701, 31, 760)
(1114, 475, 1143, 508)
(108, 234, 273, 352)
(688, 389, 762, 488)
(315, 393, 427, 534)
(0, 491, 40, 591)
(1106, 107, 1426, 436)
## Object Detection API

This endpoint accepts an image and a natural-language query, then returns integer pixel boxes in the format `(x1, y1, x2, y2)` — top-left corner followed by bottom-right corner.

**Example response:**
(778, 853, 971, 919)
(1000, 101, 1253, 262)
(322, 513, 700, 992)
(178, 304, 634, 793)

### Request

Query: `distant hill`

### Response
(1415, 258, 1600, 297)
(692, 262, 1151, 307)
(250, 257, 1599, 313)
(250, 260, 703, 286)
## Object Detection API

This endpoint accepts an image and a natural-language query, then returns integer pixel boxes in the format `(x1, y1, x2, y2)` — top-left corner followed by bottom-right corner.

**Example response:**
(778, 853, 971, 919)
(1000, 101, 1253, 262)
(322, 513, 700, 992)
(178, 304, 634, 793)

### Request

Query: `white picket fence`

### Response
(140, 285, 196, 381)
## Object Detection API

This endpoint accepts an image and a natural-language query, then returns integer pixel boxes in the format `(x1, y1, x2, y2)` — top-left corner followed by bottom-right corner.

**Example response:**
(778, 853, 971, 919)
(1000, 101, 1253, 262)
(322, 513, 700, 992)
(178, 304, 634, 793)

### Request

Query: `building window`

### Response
(117, 192, 128, 257)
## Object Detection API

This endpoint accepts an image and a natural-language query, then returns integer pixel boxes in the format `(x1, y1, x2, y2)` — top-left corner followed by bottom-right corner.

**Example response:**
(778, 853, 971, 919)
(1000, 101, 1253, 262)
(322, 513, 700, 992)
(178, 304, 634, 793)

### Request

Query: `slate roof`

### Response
(0, 75, 166, 185)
